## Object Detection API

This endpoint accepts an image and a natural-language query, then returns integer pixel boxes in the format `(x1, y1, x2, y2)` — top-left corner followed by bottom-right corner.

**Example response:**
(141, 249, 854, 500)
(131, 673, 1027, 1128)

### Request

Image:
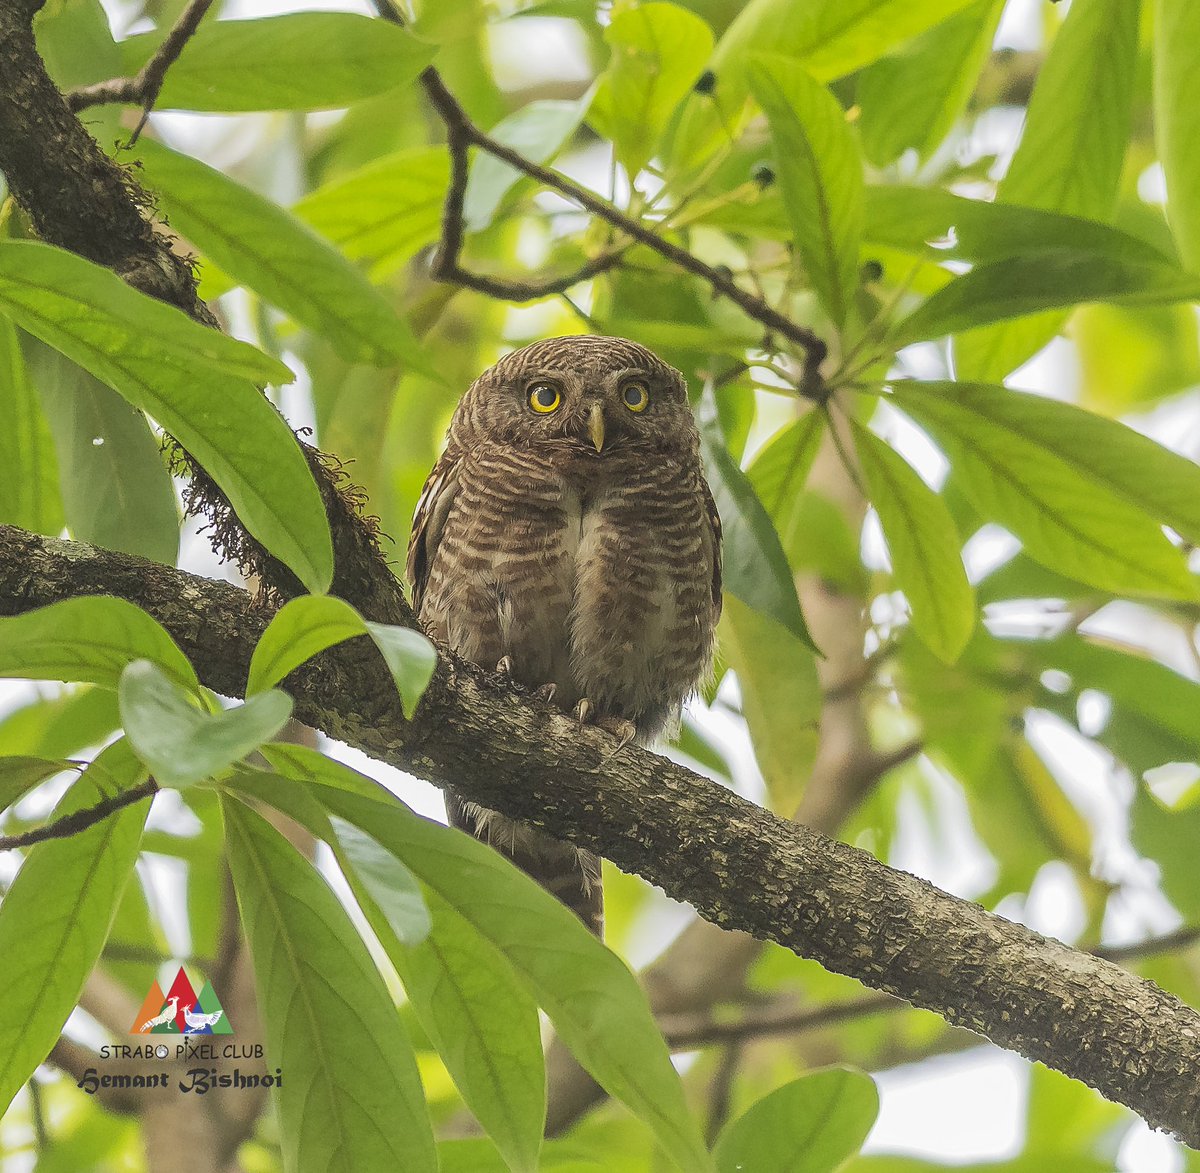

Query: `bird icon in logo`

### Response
(138, 996, 179, 1033)
(182, 1004, 223, 1034)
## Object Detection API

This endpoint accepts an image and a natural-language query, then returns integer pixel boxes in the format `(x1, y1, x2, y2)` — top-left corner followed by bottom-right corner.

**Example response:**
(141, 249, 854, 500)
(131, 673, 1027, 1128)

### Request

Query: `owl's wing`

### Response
(406, 444, 463, 613)
(702, 476, 723, 620)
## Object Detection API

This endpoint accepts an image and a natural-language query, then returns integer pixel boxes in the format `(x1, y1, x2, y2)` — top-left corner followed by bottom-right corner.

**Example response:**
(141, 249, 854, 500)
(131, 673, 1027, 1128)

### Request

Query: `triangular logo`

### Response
(129, 967, 233, 1035)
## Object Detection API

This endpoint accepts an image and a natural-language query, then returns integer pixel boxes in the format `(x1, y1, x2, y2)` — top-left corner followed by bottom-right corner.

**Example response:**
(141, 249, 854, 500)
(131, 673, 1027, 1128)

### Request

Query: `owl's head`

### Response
(455, 335, 698, 457)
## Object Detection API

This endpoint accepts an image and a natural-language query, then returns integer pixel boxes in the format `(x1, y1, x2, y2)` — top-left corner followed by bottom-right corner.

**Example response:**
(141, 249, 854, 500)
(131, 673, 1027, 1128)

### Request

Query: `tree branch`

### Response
(412, 60, 828, 388)
(3, 524, 1199, 1148)
(66, 0, 215, 141)
(0, 779, 157, 851)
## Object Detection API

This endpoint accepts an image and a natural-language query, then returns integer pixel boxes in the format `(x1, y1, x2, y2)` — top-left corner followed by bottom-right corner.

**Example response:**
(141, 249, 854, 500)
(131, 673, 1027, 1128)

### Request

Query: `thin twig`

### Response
(404, 47, 828, 387)
(67, 0, 214, 141)
(0, 780, 157, 851)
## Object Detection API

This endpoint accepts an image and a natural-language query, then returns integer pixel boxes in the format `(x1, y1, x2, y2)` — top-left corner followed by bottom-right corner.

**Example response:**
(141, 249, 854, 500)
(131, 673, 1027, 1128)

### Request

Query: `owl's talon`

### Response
(599, 717, 638, 762)
(496, 655, 513, 677)
(575, 698, 592, 725)
(533, 683, 556, 704)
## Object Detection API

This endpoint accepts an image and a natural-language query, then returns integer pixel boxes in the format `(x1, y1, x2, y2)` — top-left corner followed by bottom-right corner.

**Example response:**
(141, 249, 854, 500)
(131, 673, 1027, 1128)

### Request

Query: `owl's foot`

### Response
(495, 656, 513, 677)
(533, 682, 556, 704)
(574, 700, 637, 756)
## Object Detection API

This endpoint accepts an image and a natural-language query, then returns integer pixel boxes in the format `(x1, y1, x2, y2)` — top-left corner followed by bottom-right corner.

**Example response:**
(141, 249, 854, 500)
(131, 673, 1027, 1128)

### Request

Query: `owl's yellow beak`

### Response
(588, 402, 606, 453)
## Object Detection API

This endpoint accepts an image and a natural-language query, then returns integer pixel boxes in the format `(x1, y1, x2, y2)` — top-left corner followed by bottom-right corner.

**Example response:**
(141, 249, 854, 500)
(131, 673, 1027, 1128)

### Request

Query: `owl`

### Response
(407, 335, 722, 936)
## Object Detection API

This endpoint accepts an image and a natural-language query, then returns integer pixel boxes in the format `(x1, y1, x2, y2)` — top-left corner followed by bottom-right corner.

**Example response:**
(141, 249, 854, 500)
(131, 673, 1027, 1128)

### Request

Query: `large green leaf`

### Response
(0, 315, 62, 535)
(119, 13, 436, 113)
(671, 0, 978, 166)
(119, 660, 292, 788)
(0, 597, 198, 692)
(890, 382, 1200, 544)
(263, 745, 714, 1173)
(466, 101, 588, 231)
(863, 187, 1171, 267)
(27, 339, 178, 566)
(0, 741, 149, 1117)
(955, 0, 1139, 381)
(748, 56, 863, 327)
(135, 141, 427, 370)
(852, 419, 974, 663)
(247, 594, 436, 716)
(887, 383, 1198, 600)
(0, 242, 333, 593)
(0, 686, 120, 759)
(589, 3, 713, 177)
(719, 596, 819, 814)
(1156, 0, 1200, 271)
(223, 797, 436, 1173)
(226, 766, 544, 1173)
(714, 1067, 878, 1173)
(698, 389, 815, 649)
(294, 147, 449, 281)
(856, 0, 1003, 166)
(891, 252, 1200, 348)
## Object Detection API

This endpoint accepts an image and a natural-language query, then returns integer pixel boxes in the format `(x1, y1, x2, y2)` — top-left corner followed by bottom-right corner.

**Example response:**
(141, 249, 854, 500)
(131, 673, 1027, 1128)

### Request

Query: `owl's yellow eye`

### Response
(528, 382, 561, 413)
(622, 382, 650, 412)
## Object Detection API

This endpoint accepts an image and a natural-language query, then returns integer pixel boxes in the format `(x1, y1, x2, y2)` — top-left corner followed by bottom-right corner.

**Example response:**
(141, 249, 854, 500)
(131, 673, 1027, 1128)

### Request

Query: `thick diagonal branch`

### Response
(3, 524, 1198, 1148)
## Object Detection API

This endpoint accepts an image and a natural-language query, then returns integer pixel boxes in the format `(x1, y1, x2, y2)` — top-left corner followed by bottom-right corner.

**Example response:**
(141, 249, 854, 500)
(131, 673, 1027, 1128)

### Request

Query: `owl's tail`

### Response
(445, 791, 603, 937)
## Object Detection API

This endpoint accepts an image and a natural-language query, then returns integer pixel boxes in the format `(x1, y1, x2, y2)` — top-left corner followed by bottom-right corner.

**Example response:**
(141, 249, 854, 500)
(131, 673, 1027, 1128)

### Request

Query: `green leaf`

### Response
(247, 595, 369, 695)
(714, 1067, 879, 1173)
(745, 411, 826, 519)
(1156, 0, 1200, 271)
(698, 389, 816, 650)
(0, 741, 150, 1118)
(465, 100, 587, 231)
(1000, 0, 1139, 219)
(0, 314, 62, 534)
(719, 596, 819, 814)
(887, 383, 1198, 600)
(27, 338, 178, 565)
(247, 595, 436, 715)
(0, 755, 75, 814)
(395, 891, 545, 1173)
(135, 141, 427, 370)
(119, 13, 436, 113)
(222, 797, 436, 1173)
(671, 0, 978, 166)
(0, 241, 333, 593)
(954, 0, 1139, 381)
(0, 686, 120, 759)
(852, 419, 974, 662)
(264, 745, 714, 1173)
(0, 597, 198, 691)
(857, 0, 1003, 166)
(748, 56, 863, 327)
(364, 623, 438, 717)
(294, 147, 449, 282)
(589, 3, 713, 177)
(119, 660, 292, 788)
(891, 381, 1200, 545)
(891, 252, 1200, 348)
(863, 187, 1172, 267)
(329, 816, 432, 947)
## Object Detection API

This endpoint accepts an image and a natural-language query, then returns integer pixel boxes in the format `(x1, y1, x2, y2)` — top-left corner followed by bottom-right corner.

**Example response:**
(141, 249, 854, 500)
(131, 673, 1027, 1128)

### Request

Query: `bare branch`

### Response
(67, 0, 216, 142)
(4, 524, 1200, 1148)
(0, 779, 157, 851)
(408, 50, 828, 388)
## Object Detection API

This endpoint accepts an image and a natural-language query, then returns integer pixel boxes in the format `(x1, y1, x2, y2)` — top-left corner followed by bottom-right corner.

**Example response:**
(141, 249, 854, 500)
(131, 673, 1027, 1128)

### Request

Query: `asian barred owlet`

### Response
(407, 335, 722, 936)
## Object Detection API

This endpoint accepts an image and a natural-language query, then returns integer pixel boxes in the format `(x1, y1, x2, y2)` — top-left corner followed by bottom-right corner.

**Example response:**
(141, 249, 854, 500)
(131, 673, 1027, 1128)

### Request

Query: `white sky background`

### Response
(1, 0, 1196, 1168)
